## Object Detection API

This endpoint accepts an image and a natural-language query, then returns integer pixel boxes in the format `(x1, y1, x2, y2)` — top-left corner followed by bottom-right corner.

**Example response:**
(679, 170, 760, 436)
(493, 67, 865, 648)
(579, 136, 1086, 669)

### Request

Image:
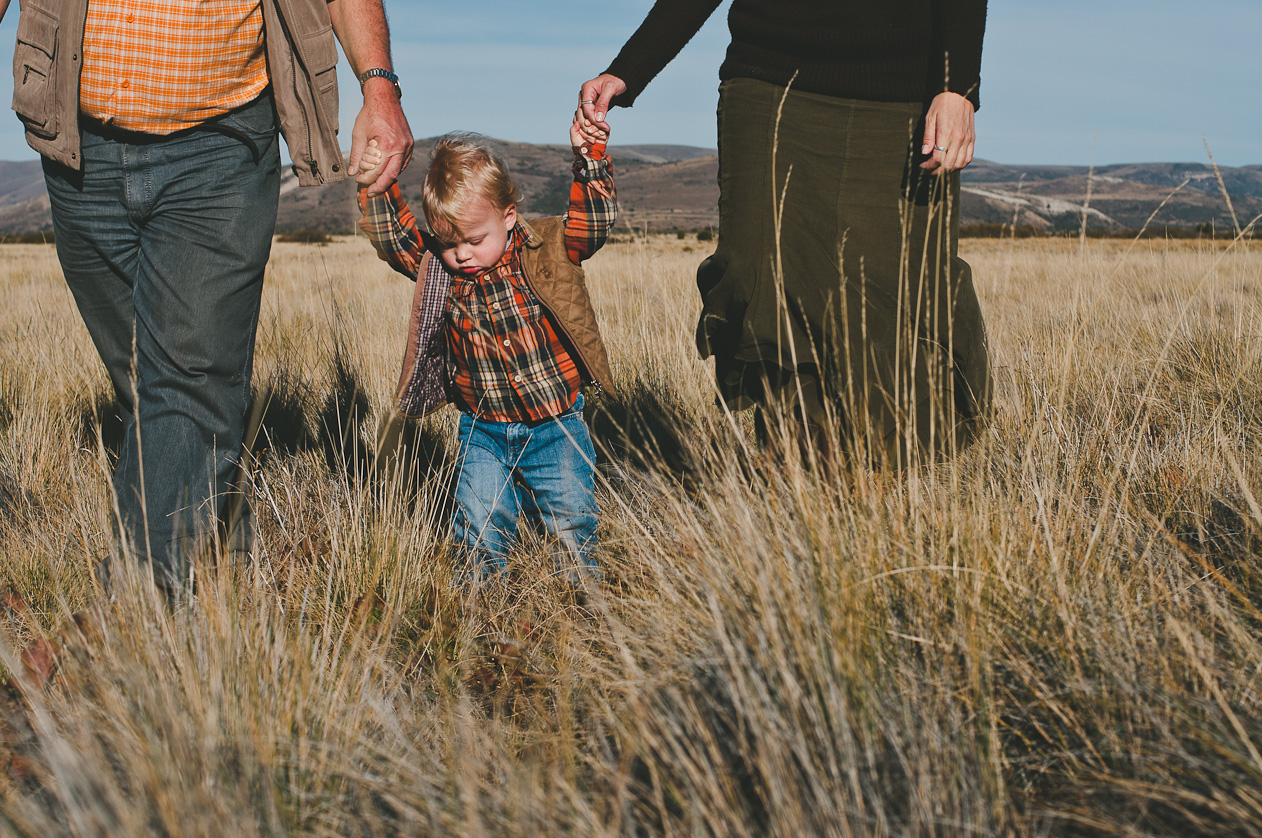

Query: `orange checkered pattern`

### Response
(80, 0, 270, 134)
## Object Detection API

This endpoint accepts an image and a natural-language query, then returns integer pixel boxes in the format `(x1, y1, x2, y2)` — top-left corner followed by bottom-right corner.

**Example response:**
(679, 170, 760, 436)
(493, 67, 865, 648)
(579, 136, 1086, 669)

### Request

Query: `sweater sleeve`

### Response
(603, 0, 725, 107)
(937, 0, 987, 109)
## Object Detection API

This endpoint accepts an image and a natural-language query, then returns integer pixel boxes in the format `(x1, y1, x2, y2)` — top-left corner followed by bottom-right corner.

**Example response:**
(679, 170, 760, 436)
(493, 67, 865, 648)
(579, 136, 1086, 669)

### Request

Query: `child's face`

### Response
(432, 196, 517, 277)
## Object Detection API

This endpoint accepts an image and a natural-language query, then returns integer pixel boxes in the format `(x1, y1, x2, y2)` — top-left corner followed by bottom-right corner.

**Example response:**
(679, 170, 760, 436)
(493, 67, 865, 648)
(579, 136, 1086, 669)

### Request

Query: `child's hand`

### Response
(355, 139, 386, 186)
(571, 108, 608, 156)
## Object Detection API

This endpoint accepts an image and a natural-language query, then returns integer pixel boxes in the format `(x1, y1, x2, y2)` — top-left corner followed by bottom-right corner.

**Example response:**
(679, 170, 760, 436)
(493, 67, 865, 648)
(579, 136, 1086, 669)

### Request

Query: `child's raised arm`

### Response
(564, 111, 618, 265)
(357, 139, 428, 280)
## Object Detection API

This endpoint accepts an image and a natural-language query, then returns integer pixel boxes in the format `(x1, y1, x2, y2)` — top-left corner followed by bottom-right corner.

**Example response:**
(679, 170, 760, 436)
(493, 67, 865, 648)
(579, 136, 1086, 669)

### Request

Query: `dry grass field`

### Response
(1, 231, 1260, 836)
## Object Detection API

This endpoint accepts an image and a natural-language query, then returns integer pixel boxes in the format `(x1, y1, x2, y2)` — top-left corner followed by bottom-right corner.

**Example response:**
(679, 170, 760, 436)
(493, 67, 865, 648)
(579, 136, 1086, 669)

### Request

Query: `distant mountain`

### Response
(272, 139, 722, 235)
(959, 160, 1262, 234)
(0, 160, 51, 235)
(0, 143, 1257, 237)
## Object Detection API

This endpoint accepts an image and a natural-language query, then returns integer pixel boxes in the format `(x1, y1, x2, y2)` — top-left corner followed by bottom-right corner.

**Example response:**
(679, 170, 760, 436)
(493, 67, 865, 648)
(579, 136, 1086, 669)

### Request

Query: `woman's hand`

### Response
(578, 74, 628, 133)
(919, 92, 976, 174)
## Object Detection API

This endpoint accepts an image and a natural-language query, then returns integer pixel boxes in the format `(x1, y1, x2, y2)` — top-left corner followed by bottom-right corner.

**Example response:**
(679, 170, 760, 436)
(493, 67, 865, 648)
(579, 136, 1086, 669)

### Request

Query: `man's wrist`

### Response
(358, 68, 401, 99)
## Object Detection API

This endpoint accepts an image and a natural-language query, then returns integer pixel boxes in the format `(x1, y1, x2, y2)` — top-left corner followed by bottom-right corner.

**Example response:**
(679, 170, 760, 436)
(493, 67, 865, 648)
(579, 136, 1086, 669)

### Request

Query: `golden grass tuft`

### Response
(0, 234, 1260, 835)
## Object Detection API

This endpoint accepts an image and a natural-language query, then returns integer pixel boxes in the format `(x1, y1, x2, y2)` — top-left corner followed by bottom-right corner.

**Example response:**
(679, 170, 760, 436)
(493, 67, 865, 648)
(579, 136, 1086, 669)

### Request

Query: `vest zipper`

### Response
(273, 0, 316, 177)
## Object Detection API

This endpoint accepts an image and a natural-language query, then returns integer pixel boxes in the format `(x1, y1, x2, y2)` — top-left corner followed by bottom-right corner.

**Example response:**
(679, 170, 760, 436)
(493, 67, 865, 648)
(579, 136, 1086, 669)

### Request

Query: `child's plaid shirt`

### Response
(359, 152, 616, 422)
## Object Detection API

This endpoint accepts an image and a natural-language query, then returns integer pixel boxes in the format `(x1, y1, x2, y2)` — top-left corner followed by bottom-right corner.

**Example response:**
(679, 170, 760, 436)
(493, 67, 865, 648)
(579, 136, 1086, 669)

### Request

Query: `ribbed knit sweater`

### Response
(605, 0, 987, 110)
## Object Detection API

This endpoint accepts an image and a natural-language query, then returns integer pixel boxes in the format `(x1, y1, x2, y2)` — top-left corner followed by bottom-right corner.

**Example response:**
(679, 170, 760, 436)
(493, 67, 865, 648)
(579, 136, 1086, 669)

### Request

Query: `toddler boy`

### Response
(357, 114, 617, 576)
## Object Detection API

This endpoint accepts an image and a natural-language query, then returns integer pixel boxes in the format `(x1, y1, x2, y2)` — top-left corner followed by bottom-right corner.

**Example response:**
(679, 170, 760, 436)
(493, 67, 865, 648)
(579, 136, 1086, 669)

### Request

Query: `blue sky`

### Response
(0, 0, 1256, 167)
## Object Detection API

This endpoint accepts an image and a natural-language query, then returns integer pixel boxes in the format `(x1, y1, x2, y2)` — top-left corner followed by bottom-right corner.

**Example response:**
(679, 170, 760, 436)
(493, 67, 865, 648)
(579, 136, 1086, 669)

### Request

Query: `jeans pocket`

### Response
(558, 394, 595, 464)
(217, 90, 278, 141)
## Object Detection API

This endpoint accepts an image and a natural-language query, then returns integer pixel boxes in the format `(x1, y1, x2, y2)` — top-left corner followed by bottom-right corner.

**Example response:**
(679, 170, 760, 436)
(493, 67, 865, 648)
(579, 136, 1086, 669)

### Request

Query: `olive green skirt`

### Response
(696, 77, 992, 466)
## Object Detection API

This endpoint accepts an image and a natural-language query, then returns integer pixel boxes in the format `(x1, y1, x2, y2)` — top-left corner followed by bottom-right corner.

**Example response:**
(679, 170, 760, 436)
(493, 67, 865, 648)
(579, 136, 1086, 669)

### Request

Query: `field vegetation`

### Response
(0, 232, 1260, 836)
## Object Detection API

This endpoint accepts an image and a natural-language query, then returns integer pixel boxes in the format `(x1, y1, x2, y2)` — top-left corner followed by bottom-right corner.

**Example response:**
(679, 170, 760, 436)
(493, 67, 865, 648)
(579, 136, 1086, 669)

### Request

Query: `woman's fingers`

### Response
(919, 92, 975, 173)
(921, 112, 939, 159)
(579, 74, 627, 132)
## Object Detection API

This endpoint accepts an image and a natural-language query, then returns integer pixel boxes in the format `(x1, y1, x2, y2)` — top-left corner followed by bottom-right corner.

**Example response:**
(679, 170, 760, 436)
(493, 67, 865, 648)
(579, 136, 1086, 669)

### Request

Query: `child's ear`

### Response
(503, 204, 518, 231)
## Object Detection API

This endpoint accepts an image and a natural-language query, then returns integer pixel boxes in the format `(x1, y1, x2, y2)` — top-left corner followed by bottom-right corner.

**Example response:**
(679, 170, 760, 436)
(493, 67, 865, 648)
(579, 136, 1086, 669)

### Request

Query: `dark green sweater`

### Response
(605, 0, 987, 110)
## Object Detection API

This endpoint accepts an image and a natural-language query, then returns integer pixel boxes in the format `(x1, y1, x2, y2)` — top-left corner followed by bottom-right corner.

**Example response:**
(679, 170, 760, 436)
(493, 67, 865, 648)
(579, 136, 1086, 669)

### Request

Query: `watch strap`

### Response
(358, 68, 401, 99)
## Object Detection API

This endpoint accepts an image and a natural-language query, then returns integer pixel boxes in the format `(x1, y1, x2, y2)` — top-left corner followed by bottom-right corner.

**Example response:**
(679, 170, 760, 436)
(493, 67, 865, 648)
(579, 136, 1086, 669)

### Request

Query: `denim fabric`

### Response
(43, 91, 281, 592)
(453, 393, 599, 575)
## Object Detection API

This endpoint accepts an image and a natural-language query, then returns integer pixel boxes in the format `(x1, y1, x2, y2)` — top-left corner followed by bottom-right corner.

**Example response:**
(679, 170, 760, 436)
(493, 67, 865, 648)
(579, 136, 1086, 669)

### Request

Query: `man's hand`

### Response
(578, 73, 627, 134)
(919, 91, 976, 174)
(327, 0, 414, 195)
(350, 81, 412, 195)
(571, 109, 609, 156)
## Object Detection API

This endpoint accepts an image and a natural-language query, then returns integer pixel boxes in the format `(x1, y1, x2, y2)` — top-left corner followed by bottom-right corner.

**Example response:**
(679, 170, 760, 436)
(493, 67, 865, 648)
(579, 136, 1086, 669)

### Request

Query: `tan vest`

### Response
(10, 0, 345, 186)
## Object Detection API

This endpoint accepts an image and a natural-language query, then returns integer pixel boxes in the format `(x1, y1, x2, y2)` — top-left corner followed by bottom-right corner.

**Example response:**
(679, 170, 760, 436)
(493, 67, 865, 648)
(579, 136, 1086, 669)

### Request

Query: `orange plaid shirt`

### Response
(79, 0, 270, 134)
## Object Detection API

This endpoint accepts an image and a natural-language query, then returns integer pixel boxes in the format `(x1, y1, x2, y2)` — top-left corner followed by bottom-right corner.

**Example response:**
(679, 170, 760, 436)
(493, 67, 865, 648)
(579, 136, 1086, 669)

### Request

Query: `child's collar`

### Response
(517, 217, 544, 250)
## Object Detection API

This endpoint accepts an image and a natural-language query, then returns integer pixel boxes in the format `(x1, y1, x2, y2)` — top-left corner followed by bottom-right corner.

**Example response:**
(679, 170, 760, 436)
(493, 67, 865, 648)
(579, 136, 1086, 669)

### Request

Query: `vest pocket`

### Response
(302, 25, 340, 128)
(11, 6, 59, 139)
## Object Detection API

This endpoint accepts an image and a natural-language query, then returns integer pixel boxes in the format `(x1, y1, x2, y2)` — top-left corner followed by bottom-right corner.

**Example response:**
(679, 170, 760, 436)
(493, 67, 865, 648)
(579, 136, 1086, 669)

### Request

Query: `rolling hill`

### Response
(0, 141, 1257, 237)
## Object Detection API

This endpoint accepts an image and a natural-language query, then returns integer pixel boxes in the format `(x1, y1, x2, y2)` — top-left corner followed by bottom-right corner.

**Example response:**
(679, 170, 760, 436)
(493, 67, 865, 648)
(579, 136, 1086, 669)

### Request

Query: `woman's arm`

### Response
(937, 0, 987, 109)
(580, 0, 723, 129)
(922, 0, 987, 173)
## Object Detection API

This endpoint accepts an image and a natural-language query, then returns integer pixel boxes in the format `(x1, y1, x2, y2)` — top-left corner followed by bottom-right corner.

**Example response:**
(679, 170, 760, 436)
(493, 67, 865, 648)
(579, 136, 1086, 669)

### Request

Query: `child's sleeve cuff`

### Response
(572, 154, 612, 182)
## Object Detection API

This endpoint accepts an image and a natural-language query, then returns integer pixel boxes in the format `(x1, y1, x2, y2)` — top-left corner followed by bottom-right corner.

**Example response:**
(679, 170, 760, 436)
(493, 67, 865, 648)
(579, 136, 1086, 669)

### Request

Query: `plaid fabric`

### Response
(565, 147, 616, 263)
(398, 254, 454, 416)
(447, 154, 616, 421)
(357, 181, 426, 279)
(359, 153, 617, 423)
(80, 0, 270, 133)
(445, 222, 584, 421)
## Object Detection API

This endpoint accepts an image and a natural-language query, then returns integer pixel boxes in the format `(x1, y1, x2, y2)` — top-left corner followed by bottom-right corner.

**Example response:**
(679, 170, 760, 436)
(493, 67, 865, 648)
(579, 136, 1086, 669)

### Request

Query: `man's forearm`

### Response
(328, 0, 413, 193)
(326, 0, 394, 76)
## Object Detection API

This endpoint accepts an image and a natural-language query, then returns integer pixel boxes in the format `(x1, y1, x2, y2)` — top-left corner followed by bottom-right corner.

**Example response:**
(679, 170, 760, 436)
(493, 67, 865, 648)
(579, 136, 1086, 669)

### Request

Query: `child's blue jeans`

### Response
(453, 393, 599, 575)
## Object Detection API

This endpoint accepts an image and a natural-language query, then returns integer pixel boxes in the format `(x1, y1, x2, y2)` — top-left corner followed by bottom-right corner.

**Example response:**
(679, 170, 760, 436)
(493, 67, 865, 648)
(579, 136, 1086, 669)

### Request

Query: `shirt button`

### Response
(121, 80, 130, 89)
(126, 13, 134, 22)
(514, 374, 522, 383)
(502, 339, 511, 347)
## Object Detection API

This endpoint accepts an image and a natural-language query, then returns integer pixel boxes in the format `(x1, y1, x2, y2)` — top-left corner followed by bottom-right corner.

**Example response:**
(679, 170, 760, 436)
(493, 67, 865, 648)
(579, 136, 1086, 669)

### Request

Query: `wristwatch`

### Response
(358, 68, 401, 99)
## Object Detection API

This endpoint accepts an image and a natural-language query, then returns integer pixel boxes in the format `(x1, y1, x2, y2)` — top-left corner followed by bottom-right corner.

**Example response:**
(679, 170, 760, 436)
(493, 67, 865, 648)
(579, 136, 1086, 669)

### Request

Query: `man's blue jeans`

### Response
(453, 393, 599, 575)
(43, 91, 281, 592)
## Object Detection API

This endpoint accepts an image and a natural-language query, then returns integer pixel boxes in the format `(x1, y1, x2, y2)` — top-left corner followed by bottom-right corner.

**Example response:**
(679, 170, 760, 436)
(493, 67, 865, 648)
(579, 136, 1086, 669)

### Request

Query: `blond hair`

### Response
(421, 133, 522, 240)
